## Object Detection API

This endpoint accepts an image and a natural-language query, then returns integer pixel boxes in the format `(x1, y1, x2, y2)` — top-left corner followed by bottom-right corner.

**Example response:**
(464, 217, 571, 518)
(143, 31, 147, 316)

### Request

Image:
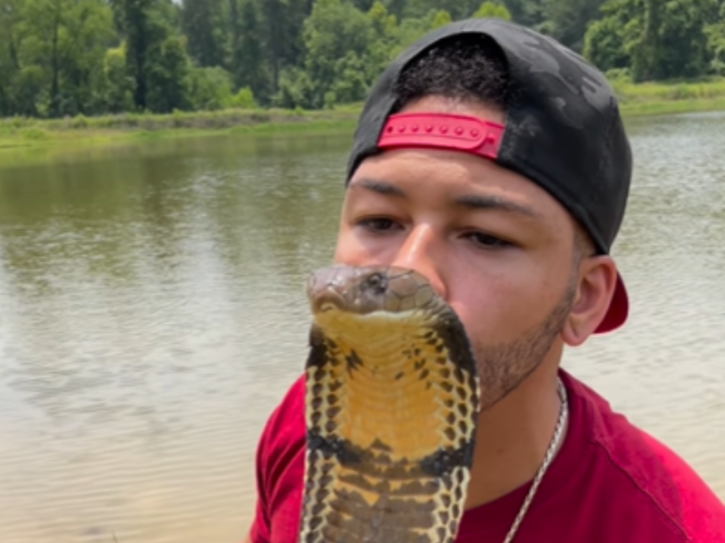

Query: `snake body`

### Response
(299, 265, 480, 543)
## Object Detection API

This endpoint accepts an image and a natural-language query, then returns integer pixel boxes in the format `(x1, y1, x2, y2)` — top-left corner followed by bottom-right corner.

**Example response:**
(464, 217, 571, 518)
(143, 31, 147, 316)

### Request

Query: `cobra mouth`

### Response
(300, 265, 480, 543)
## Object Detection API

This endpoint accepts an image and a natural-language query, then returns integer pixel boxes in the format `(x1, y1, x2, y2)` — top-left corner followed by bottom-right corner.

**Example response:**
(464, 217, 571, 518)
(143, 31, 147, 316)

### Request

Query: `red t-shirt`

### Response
(248, 370, 725, 542)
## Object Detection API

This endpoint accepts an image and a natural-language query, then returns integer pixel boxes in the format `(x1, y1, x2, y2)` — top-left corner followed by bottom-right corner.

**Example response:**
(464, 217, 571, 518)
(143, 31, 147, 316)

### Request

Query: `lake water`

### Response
(0, 113, 723, 542)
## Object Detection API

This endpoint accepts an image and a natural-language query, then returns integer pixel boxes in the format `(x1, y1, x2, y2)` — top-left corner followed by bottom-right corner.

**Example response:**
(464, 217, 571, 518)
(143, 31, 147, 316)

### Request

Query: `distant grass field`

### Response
(1, 78, 724, 152)
(0, 106, 361, 151)
(613, 78, 725, 117)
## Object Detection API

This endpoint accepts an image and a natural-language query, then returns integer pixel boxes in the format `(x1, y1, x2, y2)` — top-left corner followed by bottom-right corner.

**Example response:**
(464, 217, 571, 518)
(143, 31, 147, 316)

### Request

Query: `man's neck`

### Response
(464, 362, 566, 510)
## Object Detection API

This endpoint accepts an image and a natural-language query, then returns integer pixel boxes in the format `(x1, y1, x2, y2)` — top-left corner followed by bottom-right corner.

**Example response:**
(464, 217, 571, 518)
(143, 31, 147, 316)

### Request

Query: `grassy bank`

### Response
(613, 78, 725, 116)
(0, 106, 362, 151)
(2, 78, 725, 151)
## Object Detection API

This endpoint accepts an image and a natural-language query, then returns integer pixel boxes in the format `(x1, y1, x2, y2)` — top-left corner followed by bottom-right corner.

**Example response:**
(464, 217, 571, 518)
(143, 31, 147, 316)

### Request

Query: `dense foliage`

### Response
(1, 0, 724, 117)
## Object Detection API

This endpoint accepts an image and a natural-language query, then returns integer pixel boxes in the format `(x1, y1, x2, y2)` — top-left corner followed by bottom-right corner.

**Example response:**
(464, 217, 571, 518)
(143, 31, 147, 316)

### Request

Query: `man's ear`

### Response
(562, 256, 619, 347)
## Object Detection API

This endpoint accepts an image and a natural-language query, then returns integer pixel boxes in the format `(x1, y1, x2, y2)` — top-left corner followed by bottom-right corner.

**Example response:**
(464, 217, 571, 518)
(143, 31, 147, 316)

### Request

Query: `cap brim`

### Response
(594, 273, 628, 334)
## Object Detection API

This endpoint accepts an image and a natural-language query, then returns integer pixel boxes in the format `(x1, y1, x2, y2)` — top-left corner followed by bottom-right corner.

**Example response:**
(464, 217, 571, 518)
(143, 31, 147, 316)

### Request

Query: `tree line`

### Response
(1, 0, 724, 119)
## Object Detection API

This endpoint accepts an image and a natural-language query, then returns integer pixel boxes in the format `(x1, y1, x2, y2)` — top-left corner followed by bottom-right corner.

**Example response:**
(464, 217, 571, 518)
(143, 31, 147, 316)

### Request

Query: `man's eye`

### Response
(359, 218, 398, 232)
(468, 232, 512, 249)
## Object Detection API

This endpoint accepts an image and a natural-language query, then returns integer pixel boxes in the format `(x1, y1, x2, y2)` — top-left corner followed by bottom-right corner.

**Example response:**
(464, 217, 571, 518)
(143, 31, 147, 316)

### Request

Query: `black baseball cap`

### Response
(345, 18, 632, 334)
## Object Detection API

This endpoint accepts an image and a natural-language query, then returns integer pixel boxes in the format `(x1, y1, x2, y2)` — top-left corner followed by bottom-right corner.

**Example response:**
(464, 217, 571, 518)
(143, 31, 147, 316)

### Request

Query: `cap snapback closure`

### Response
(378, 112, 504, 160)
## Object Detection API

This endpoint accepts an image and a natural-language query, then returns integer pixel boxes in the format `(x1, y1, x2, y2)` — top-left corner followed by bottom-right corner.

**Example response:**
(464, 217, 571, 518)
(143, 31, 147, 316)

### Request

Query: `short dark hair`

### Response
(392, 34, 511, 112)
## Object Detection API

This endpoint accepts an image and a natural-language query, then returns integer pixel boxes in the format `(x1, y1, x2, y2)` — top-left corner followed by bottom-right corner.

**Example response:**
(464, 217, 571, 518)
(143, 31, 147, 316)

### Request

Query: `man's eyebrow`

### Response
(348, 178, 541, 218)
(452, 194, 542, 219)
(348, 178, 407, 198)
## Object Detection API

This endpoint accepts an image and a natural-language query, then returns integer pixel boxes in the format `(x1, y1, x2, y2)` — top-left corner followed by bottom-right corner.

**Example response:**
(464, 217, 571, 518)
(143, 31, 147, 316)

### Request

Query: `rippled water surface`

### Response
(0, 113, 724, 542)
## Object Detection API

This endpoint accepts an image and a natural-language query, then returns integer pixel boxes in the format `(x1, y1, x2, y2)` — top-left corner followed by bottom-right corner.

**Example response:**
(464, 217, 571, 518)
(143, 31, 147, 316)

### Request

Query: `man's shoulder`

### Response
(249, 375, 307, 543)
(565, 372, 725, 541)
(257, 374, 307, 459)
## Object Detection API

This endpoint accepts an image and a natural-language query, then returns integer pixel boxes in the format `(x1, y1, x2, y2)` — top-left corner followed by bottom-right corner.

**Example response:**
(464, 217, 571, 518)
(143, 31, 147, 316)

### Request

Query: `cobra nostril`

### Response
(365, 273, 388, 294)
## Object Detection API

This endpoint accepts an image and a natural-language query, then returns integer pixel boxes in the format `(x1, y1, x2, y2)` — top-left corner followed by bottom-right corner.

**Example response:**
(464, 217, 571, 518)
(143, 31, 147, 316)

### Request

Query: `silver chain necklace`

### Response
(501, 378, 569, 543)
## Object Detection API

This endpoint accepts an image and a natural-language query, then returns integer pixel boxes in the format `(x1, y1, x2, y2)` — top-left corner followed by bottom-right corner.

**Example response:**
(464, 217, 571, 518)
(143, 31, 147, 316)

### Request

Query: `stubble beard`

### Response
(473, 275, 578, 411)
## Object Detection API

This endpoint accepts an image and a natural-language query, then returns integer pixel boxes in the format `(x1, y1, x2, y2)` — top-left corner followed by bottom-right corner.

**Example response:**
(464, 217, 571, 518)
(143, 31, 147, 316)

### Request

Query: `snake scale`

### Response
(299, 265, 480, 543)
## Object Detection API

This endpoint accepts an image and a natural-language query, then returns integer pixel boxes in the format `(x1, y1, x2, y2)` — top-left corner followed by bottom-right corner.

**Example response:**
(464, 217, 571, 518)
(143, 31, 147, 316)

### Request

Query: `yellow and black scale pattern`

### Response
(300, 266, 480, 543)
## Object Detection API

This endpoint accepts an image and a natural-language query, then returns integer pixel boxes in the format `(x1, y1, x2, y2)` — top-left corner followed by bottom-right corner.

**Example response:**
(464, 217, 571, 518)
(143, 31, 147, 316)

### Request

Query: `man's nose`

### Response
(390, 224, 448, 299)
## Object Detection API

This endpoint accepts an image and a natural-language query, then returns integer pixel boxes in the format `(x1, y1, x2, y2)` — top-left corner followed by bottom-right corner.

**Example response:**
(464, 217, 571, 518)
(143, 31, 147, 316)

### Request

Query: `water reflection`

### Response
(0, 114, 723, 543)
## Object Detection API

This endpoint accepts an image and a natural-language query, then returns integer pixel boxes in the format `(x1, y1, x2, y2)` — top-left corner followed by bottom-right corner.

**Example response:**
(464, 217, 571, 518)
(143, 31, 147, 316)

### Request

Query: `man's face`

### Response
(334, 96, 582, 408)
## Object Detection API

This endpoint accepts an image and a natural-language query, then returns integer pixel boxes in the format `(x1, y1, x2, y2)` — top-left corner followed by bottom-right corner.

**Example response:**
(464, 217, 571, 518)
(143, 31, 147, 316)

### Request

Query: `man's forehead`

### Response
(398, 95, 505, 123)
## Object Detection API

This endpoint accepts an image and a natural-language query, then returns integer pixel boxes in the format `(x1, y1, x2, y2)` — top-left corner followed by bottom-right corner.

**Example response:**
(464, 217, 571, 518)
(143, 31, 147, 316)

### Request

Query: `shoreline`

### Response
(0, 109, 362, 152)
(2, 86, 725, 153)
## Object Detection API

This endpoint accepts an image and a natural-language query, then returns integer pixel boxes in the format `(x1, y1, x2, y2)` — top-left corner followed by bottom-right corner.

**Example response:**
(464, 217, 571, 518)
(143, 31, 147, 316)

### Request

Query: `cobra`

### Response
(299, 265, 480, 543)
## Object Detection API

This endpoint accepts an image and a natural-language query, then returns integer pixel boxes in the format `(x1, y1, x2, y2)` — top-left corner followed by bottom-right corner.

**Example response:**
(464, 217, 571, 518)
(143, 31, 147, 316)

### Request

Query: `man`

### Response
(246, 18, 725, 542)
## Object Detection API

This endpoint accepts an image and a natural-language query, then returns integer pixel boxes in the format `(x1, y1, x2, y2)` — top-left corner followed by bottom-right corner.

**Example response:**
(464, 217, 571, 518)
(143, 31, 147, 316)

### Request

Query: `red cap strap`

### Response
(377, 113, 504, 159)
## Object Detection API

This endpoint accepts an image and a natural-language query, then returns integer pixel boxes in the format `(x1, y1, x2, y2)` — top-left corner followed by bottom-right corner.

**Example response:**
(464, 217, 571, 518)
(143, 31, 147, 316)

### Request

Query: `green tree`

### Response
(351, 0, 375, 10)
(145, 34, 192, 112)
(584, 0, 718, 80)
(632, 0, 661, 80)
(583, 0, 639, 73)
(257, 0, 309, 94)
(705, 1, 725, 74)
(542, 0, 606, 52)
(633, 0, 718, 80)
(429, 9, 452, 28)
(112, 0, 156, 110)
(227, 85, 256, 108)
(368, 0, 397, 38)
(227, 0, 241, 79)
(0, 0, 113, 117)
(382, 0, 407, 18)
(234, 0, 272, 103)
(8, 66, 46, 116)
(101, 44, 135, 112)
(112, 0, 192, 111)
(301, 0, 375, 107)
(500, 0, 546, 27)
(0, 0, 24, 115)
(181, 0, 227, 68)
(403, 0, 480, 19)
(259, 0, 285, 93)
(473, 1, 512, 20)
(188, 65, 233, 109)
(58, 0, 116, 115)
(393, 9, 441, 52)
(365, 1, 398, 79)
